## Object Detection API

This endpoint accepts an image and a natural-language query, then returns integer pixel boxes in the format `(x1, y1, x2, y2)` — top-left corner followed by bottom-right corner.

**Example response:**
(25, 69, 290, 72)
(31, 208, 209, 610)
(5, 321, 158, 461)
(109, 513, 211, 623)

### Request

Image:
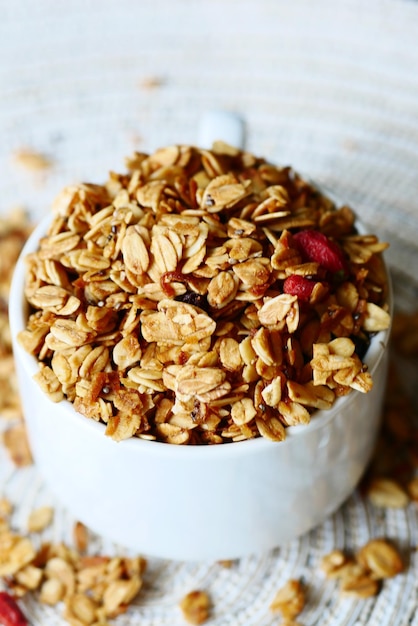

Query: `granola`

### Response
(0, 508, 146, 625)
(27, 506, 54, 533)
(179, 589, 211, 625)
(366, 477, 409, 508)
(0, 210, 32, 427)
(270, 578, 305, 619)
(12, 148, 53, 173)
(321, 537, 404, 599)
(2, 424, 33, 467)
(18, 144, 391, 443)
(363, 356, 418, 505)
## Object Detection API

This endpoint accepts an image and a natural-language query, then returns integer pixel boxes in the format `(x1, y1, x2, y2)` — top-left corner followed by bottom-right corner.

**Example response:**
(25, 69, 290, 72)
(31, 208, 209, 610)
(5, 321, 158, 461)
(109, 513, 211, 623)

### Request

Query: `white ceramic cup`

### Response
(9, 214, 391, 561)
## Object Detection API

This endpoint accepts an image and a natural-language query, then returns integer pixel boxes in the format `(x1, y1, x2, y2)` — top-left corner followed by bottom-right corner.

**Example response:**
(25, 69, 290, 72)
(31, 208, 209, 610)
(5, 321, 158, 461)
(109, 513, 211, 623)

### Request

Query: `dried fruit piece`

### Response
(293, 229, 349, 278)
(0, 591, 28, 626)
(283, 275, 316, 301)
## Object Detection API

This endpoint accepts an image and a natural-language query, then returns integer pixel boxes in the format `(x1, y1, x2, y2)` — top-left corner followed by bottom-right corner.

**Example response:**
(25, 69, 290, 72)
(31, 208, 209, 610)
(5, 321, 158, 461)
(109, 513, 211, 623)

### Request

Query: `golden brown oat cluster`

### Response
(0, 503, 146, 624)
(320, 538, 404, 599)
(18, 143, 391, 444)
(0, 210, 32, 423)
(0, 210, 33, 466)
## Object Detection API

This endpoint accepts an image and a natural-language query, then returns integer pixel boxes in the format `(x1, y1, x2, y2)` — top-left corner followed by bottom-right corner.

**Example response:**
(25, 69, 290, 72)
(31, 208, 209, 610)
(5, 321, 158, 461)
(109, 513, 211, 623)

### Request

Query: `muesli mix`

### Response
(17, 143, 391, 443)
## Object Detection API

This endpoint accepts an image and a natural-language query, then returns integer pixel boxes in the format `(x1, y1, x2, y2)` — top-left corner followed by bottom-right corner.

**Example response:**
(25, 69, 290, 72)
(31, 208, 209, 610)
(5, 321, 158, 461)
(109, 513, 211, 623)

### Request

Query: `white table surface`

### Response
(1, 1, 417, 624)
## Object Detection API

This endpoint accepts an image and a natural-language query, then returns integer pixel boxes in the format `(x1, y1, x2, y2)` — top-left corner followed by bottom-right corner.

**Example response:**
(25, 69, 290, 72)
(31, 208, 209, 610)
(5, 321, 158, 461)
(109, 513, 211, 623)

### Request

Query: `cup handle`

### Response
(197, 110, 246, 150)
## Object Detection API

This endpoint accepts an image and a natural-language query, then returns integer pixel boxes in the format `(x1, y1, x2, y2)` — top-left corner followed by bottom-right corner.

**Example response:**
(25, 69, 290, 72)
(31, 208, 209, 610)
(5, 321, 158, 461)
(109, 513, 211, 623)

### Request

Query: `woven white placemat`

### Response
(0, 453, 416, 625)
(1, 1, 418, 624)
(2, 0, 418, 292)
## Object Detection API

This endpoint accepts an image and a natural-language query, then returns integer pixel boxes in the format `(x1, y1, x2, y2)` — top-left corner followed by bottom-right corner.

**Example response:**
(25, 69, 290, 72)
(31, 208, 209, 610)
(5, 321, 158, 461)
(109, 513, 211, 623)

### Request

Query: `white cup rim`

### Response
(10, 213, 392, 460)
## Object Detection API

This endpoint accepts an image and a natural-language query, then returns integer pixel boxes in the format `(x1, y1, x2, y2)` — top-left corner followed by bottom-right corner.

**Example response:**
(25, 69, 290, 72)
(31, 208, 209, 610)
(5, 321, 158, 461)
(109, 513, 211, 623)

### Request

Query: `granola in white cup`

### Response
(9, 145, 392, 558)
(17, 143, 391, 446)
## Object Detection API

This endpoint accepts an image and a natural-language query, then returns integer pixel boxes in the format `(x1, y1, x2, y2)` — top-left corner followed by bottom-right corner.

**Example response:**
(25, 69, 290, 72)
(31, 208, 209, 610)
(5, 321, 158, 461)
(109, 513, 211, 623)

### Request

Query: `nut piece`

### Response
(179, 590, 211, 625)
(270, 579, 305, 619)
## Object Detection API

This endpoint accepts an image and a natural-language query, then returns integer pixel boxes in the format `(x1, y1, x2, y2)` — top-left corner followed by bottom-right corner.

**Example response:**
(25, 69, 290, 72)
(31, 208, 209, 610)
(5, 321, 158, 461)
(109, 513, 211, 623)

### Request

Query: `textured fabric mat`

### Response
(1, 1, 417, 624)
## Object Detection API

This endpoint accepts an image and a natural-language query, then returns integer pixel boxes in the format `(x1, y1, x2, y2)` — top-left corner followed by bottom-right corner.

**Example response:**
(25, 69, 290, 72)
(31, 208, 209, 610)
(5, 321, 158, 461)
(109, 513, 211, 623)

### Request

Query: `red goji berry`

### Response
(0, 592, 28, 626)
(293, 230, 349, 279)
(283, 275, 316, 301)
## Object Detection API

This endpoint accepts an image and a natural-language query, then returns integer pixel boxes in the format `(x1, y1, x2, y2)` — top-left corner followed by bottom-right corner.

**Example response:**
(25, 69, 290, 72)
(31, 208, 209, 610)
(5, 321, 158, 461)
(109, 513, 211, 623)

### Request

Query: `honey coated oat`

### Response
(18, 143, 391, 444)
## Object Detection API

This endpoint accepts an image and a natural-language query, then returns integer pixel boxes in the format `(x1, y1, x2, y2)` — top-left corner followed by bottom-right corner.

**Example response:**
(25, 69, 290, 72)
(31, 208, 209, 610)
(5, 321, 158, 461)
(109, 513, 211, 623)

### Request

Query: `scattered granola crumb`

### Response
(363, 346, 418, 506)
(0, 147, 416, 624)
(27, 506, 54, 533)
(139, 76, 166, 90)
(179, 590, 211, 625)
(340, 574, 380, 598)
(0, 512, 146, 624)
(366, 477, 409, 508)
(407, 476, 418, 502)
(0, 210, 32, 429)
(391, 310, 418, 357)
(0, 497, 13, 518)
(73, 521, 89, 553)
(2, 423, 33, 467)
(12, 148, 53, 172)
(321, 537, 404, 599)
(270, 579, 305, 619)
(356, 538, 404, 579)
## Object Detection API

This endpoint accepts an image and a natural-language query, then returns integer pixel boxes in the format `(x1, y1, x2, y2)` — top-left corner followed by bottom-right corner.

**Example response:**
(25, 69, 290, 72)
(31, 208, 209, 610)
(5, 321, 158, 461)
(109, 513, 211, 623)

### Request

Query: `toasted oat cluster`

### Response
(0, 210, 32, 424)
(320, 538, 404, 599)
(18, 143, 391, 444)
(0, 210, 34, 466)
(0, 504, 146, 624)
